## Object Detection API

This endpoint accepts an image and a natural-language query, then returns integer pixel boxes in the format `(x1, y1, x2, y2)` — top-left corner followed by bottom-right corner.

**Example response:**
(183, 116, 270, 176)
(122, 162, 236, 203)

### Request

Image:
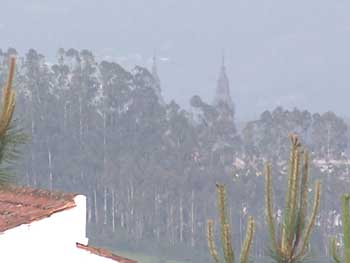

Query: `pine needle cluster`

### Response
(264, 134, 321, 263)
(0, 57, 26, 187)
(331, 194, 350, 263)
(207, 183, 255, 263)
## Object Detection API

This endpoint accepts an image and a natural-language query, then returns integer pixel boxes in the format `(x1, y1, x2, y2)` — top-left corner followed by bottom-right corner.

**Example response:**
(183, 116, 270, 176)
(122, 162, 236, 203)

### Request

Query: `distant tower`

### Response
(151, 51, 165, 105)
(213, 55, 234, 112)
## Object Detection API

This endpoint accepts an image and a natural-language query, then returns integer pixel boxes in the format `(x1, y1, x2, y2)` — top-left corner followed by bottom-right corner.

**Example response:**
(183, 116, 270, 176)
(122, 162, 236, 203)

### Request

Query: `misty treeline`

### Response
(1, 48, 349, 261)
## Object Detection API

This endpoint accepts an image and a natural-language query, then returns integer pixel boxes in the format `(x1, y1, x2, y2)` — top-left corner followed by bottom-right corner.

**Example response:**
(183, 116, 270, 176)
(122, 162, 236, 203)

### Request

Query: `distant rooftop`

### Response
(76, 243, 137, 263)
(0, 186, 77, 231)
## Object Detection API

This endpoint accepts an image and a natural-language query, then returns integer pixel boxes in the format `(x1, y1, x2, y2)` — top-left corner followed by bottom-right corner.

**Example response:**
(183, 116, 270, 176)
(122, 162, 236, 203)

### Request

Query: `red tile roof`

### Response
(0, 186, 77, 231)
(76, 243, 138, 263)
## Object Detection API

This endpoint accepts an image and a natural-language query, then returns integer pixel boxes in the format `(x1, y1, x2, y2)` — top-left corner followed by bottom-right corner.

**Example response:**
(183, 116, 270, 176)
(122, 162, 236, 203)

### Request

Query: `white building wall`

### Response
(0, 195, 117, 263)
(75, 249, 119, 263)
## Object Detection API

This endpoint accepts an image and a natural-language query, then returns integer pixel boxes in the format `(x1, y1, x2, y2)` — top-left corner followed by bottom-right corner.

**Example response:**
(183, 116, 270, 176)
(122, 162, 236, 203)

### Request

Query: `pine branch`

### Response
(0, 57, 26, 187)
(264, 134, 321, 263)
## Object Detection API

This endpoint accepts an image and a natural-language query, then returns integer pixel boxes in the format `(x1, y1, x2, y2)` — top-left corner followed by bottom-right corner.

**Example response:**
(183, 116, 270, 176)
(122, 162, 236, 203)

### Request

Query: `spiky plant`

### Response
(331, 194, 350, 263)
(207, 183, 255, 263)
(264, 134, 321, 263)
(0, 57, 26, 187)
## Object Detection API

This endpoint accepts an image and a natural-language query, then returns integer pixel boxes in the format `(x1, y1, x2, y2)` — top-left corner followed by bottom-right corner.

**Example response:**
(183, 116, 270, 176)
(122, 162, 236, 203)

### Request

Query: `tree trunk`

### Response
(180, 197, 184, 243)
(47, 142, 53, 191)
(103, 187, 107, 225)
(112, 189, 116, 232)
(191, 190, 195, 247)
(94, 188, 98, 224)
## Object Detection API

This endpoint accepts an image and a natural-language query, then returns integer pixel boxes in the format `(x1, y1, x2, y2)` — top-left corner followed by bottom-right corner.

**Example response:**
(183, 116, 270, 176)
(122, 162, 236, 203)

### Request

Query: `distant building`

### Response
(213, 55, 234, 114)
(0, 186, 137, 263)
(151, 52, 165, 105)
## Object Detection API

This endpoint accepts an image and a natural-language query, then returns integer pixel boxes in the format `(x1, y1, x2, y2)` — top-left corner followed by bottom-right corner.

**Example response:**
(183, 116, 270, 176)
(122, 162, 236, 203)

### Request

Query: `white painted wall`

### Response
(0, 195, 118, 263)
(75, 248, 119, 263)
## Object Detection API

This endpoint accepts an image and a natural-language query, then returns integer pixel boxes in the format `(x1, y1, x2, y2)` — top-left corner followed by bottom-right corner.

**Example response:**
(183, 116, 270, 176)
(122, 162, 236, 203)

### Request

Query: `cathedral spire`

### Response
(221, 52, 225, 70)
(152, 50, 159, 82)
(151, 50, 165, 105)
(214, 53, 234, 111)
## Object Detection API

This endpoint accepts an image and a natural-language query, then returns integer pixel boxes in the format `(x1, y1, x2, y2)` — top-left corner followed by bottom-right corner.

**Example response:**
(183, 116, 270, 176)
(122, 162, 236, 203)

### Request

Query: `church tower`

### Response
(213, 55, 234, 112)
(151, 52, 165, 105)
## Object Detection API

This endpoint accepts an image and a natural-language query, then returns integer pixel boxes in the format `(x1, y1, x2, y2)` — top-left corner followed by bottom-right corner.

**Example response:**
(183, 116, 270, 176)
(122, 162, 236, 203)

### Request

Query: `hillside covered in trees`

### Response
(1, 48, 350, 262)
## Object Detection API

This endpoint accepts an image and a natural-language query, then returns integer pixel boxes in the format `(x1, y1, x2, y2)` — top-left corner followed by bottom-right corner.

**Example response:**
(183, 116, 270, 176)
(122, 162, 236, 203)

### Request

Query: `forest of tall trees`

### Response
(1, 48, 349, 262)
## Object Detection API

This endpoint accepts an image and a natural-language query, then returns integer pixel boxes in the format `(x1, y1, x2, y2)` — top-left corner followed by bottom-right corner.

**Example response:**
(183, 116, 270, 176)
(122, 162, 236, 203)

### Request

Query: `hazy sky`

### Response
(2, 0, 350, 120)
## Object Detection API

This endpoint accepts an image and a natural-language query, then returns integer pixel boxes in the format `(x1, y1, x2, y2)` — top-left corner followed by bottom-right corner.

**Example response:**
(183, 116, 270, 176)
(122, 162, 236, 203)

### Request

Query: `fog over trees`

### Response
(3, 1, 350, 120)
(1, 48, 350, 262)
